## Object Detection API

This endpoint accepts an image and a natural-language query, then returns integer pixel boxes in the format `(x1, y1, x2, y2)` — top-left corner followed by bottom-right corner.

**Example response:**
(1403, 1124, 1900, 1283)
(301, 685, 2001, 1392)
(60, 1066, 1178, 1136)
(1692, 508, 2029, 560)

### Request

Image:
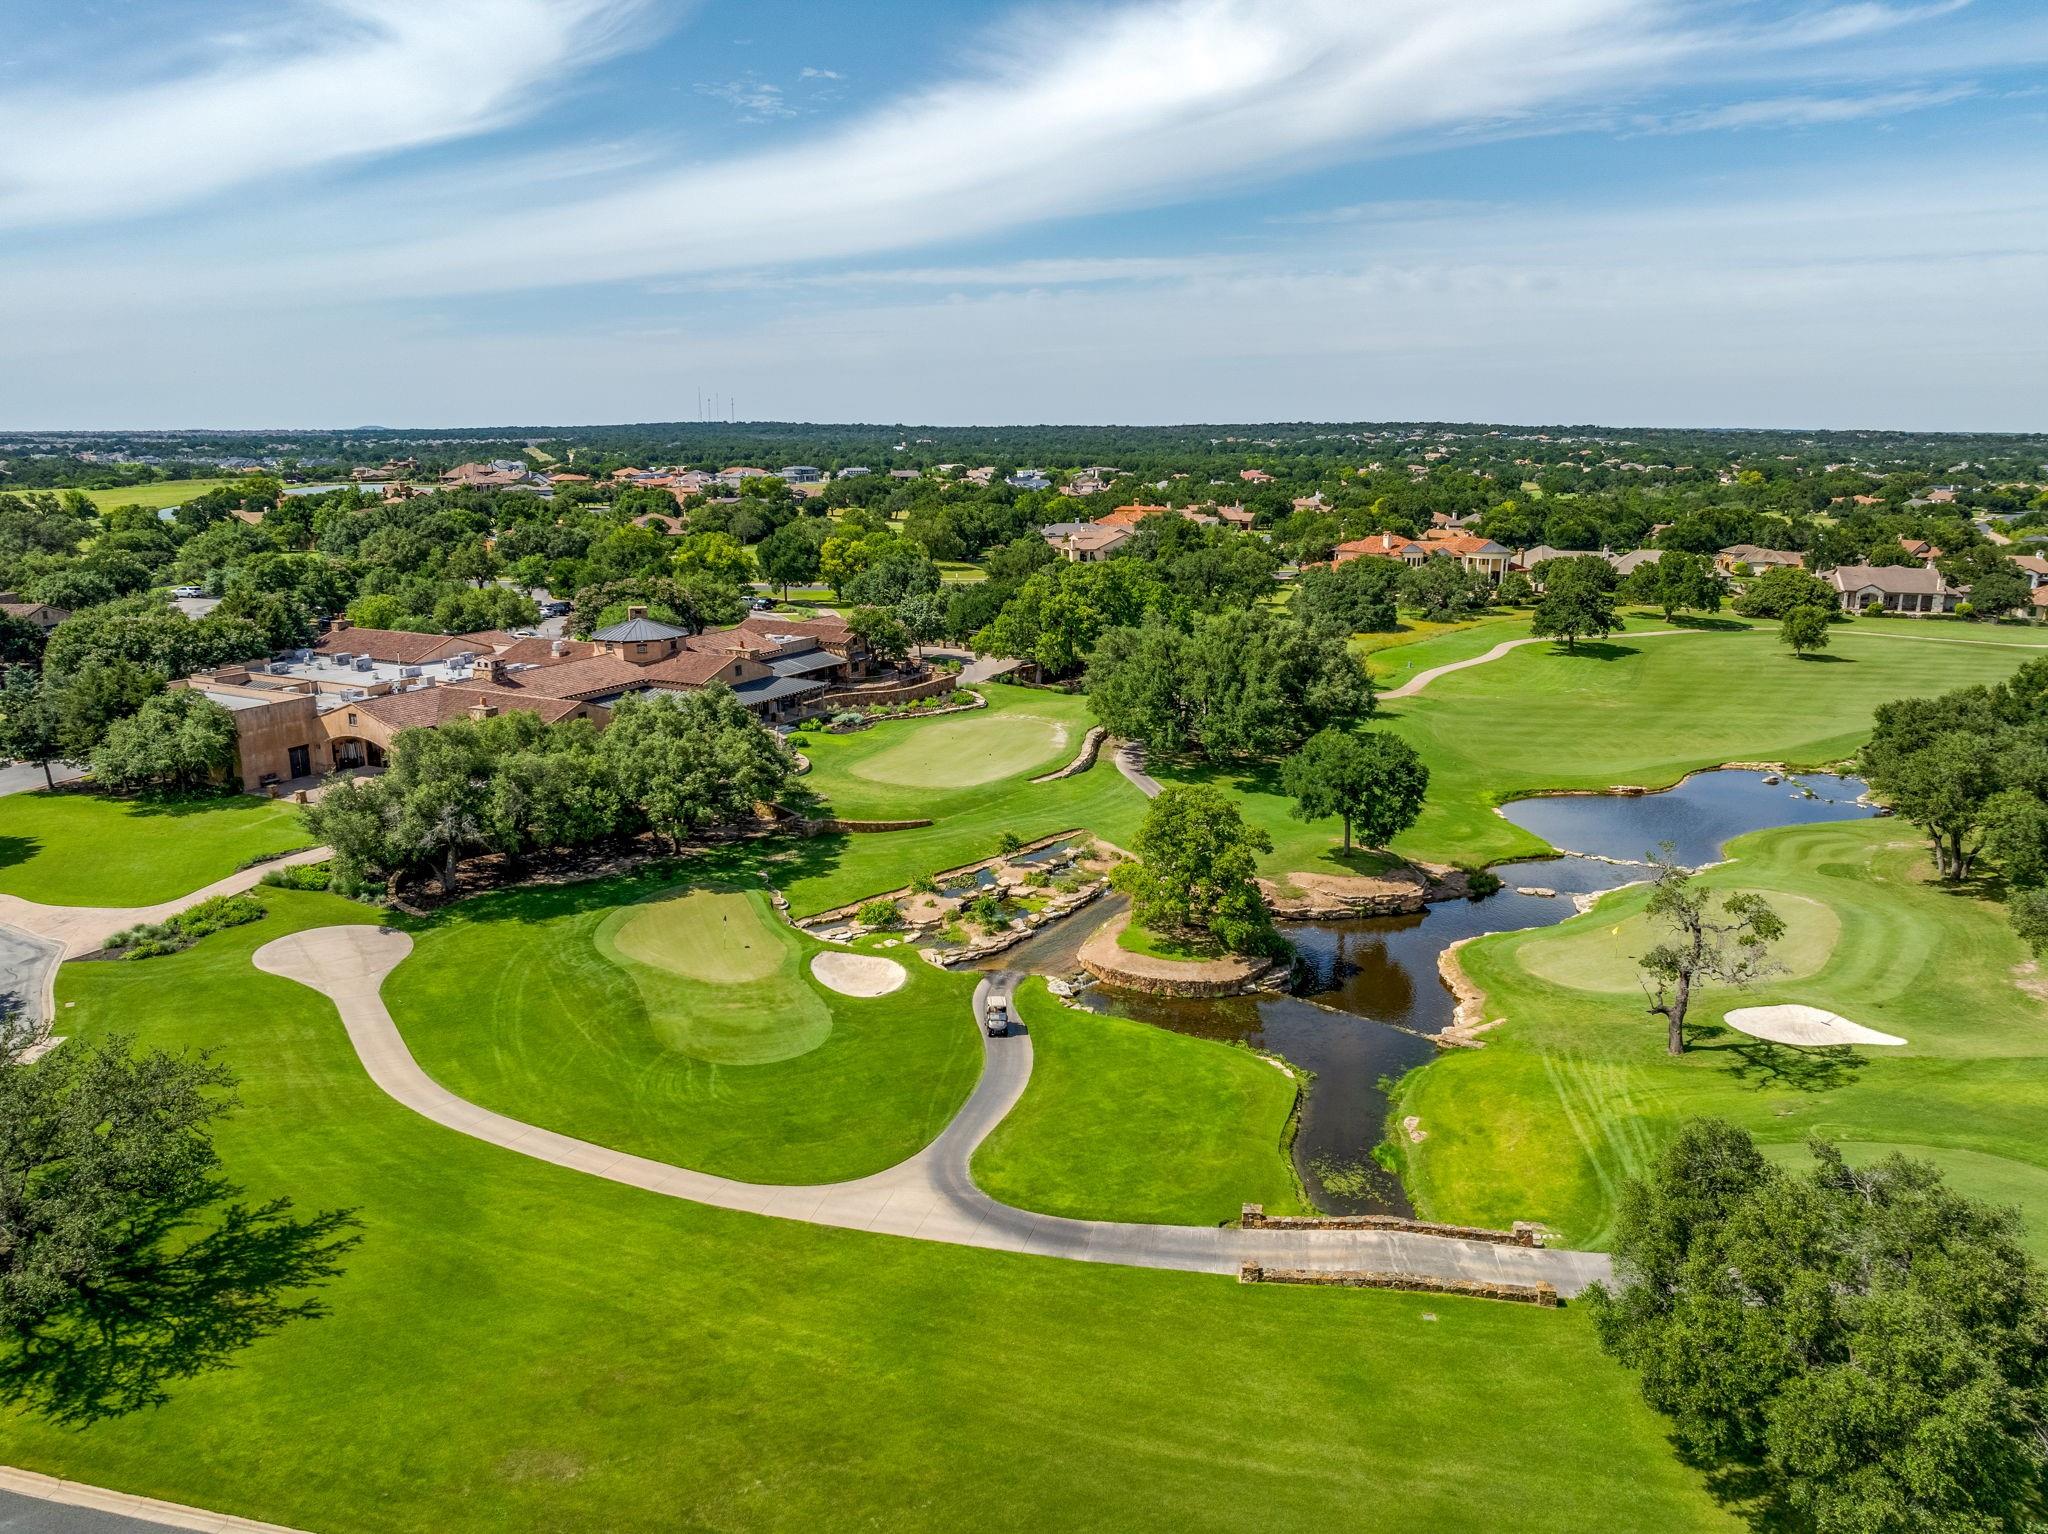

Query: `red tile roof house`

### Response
(1332, 531, 1511, 580)
(1040, 523, 1133, 561)
(1239, 469, 1275, 484)
(0, 596, 69, 634)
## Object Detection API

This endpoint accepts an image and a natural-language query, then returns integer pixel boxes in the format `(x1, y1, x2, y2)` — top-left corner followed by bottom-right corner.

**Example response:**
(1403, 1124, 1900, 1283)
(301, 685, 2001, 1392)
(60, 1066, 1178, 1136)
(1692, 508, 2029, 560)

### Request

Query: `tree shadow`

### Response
(1551, 641, 1641, 662)
(1693, 1028, 1864, 1092)
(1663, 615, 1749, 631)
(0, 1191, 361, 1428)
(1792, 653, 1855, 664)
(0, 833, 38, 873)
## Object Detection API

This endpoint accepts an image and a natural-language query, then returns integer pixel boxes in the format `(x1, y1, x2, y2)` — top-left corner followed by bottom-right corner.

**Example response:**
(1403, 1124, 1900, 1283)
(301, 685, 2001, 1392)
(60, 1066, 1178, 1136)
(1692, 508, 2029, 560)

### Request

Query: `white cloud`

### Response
(0, 0, 654, 229)
(1641, 83, 1977, 133)
(698, 73, 796, 121)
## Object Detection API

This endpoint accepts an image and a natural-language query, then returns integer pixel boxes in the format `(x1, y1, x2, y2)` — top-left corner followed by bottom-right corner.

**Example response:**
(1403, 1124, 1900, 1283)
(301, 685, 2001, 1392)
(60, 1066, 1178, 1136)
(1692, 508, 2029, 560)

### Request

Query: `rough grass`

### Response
(382, 851, 980, 1182)
(972, 981, 1306, 1223)
(1394, 818, 2048, 1257)
(7, 889, 1746, 1534)
(0, 791, 315, 906)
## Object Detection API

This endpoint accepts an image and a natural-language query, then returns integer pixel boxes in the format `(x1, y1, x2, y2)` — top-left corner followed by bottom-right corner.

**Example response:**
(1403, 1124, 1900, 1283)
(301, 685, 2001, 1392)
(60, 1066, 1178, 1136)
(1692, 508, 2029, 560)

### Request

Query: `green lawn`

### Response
(971, 980, 1306, 1223)
(70, 477, 239, 510)
(785, 683, 1148, 914)
(1154, 619, 2048, 876)
(5, 889, 1745, 1533)
(0, 791, 316, 906)
(382, 851, 981, 1183)
(1394, 818, 2048, 1257)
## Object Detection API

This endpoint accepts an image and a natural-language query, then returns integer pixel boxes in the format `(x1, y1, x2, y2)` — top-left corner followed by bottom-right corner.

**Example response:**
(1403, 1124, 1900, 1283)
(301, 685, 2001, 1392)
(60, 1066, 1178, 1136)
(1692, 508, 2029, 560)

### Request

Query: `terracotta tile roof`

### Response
(1096, 504, 1167, 527)
(353, 687, 585, 731)
(493, 636, 600, 667)
(733, 613, 852, 644)
(310, 627, 475, 665)
(479, 648, 757, 702)
(1335, 533, 1416, 558)
(1418, 531, 1508, 557)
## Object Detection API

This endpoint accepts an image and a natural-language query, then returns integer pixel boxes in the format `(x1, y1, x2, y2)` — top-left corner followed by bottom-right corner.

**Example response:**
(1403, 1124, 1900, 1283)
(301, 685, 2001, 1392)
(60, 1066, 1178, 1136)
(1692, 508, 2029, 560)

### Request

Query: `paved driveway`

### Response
(0, 762, 81, 796)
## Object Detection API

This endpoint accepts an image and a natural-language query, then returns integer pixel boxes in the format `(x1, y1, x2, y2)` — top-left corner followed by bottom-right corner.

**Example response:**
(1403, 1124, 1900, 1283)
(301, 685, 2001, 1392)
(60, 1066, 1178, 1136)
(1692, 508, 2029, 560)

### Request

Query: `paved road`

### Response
(1110, 740, 1161, 798)
(252, 925, 1612, 1294)
(0, 1489, 170, 1534)
(0, 762, 82, 797)
(0, 1477, 300, 1534)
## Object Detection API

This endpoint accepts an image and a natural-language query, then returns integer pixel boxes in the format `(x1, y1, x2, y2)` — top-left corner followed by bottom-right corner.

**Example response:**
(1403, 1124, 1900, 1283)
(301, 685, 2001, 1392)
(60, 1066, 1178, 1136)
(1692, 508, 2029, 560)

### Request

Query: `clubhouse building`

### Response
(181, 607, 936, 792)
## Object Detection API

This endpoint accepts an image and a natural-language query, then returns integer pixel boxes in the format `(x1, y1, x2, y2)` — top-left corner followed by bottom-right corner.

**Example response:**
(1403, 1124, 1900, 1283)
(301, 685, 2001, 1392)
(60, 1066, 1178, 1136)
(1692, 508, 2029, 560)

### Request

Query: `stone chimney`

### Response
(481, 657, 508, 687)
(467, 702, 499, 721)
(626, 604, 648, 621)
(330, 617, 353, 633)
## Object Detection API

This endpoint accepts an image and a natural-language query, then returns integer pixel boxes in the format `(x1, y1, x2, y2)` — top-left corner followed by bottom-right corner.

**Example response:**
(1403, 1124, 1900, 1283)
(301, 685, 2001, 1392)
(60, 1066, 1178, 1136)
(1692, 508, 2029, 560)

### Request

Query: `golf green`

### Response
(1517, 890, 1838, 992)
(592, 888, 830, 1064)
(848, 712, 1070, 788)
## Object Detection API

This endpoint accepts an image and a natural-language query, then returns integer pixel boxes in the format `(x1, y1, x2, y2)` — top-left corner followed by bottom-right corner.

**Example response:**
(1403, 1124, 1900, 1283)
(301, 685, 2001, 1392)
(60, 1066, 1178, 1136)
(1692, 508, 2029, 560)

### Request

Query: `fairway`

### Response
(1517, 890, 1838, 992)
(384, 855, 982, 1180)
(69, 477, 238, 510)
(972, 981, 1306, 1223)
(849, 712, 1068, 788)
(0, 790, 316, 906)
(12, 886, 1743, 1534)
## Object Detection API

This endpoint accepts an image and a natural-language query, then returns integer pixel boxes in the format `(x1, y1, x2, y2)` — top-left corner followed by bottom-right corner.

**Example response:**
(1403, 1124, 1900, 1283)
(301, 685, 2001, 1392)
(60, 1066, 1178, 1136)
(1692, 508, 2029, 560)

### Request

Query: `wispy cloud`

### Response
(1640, 83, 1978, 134)
(0, 0, 656, 229)
(697, 72, 797, 121)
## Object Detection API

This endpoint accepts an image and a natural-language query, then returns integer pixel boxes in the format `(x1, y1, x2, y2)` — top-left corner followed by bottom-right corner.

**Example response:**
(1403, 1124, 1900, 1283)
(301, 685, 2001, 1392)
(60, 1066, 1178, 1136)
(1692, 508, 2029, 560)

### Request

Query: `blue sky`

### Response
(2, 0, 2044, 430)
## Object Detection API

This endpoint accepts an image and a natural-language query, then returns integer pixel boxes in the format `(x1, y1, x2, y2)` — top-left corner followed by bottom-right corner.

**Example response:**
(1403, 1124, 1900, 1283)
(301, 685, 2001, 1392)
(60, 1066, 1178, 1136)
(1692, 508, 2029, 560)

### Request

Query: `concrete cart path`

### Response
(1110, 740, 1162, 798)
(0, 847, 332, 1029)
(254, 926, 1612, 1296)
(1378, 629, 1698, 700)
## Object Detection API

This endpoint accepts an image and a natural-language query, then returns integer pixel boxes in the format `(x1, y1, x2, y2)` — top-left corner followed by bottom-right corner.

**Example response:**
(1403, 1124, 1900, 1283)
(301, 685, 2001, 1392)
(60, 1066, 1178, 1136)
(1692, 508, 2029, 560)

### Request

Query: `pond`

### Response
(993, 770, 1877, 1215)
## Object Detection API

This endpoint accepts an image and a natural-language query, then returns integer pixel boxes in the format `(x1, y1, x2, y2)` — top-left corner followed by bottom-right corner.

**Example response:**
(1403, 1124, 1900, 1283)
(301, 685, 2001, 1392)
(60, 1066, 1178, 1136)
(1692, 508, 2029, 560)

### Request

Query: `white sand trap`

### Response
(810, 952, 908, 997)
(1723, 1005, 1906, 1048)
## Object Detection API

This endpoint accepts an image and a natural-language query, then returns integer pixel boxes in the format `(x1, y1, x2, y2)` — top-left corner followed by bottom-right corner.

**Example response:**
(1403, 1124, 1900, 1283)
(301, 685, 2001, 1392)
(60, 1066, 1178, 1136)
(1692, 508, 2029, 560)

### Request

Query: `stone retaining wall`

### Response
(1238, 1264, 1560, 1307)
(1078, 912, 1288, 998)
(799, 828, 1085, 929)
(1031, 726, 1107, 783)
(795, 816, 936, 834)
(1241, 1205, 1539, 1246)
(818, 673, 966, 709)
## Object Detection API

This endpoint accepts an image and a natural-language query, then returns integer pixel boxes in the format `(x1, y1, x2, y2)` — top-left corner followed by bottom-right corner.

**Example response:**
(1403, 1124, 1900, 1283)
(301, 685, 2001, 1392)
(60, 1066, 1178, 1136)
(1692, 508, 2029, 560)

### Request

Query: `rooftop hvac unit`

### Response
(398, 665, 422, 677)
(354, 657, 374, 672)
(328, 652, 352, 666)
(342, 688, 366, 701)
(269, 662, 293, 675)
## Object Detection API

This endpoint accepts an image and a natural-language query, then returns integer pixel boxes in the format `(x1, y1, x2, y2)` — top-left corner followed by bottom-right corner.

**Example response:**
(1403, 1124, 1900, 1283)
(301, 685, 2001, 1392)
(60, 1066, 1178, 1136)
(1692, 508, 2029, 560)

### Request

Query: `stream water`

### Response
(986, 770, 1878, 1214)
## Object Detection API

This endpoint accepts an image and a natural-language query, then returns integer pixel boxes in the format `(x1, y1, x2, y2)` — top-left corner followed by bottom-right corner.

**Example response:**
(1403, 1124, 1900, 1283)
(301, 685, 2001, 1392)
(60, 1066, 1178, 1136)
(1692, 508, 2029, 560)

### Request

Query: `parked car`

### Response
(169, 584, 203, 598)
(750, 597, 774, 611)
(540, 600, 570, 617)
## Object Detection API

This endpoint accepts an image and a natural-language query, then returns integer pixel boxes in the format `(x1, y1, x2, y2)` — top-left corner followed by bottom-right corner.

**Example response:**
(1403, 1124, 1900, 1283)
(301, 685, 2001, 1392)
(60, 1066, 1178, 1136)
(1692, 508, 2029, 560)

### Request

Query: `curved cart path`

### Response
(1379, 629, 1694, 699)
(0, 847, 331, 1032)
(254, 925, 1612, 1295)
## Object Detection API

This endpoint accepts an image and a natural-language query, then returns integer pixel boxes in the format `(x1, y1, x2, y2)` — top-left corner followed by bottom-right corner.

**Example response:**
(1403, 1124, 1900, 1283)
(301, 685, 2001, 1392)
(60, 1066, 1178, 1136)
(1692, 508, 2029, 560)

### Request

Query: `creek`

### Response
(987, 770, 1876, 1214)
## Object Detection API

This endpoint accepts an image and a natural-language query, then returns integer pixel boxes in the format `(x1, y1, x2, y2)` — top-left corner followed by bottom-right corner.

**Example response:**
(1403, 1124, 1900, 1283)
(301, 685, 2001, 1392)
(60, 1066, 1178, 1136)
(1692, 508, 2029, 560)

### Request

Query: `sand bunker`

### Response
(1723, 1005, 1906, 1048)
(811, 952, 908, 997)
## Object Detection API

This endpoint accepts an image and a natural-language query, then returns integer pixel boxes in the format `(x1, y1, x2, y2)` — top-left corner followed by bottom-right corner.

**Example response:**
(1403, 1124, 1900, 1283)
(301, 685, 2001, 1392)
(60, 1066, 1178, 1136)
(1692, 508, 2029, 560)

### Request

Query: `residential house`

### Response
(1898, 536, 1944, 565)
(0, 596, 69, 634)
(441, 462, 536, 489)
(1216, 504, 1256, 529)
(1827, 564, 1962, 616)
(1416, 530, 1511, 580)
(1097, 503, 1168, 527)
(1006, 470, 1052, 491)
(1716, 545, 1805, 577)
(1239, 469, 1274, 484)
(836, 466, 872, 478)
(1039, 522, 1132, 562)
(778, 466, 823, 484)
(1606, 548, 1664, 577)
(715, 467, 770, 485)
(2011, 554, 2048, 590)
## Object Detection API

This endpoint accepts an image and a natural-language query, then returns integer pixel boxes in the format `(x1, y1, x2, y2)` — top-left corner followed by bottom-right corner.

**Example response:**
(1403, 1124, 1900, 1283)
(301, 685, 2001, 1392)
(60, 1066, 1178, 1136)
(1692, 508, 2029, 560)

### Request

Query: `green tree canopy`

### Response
(1590, 1119, 2048, 1534)
(1531, 555, 1620, 651)
(1112, 784, 1279, 956)
(1281, 728, 1429, 855)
